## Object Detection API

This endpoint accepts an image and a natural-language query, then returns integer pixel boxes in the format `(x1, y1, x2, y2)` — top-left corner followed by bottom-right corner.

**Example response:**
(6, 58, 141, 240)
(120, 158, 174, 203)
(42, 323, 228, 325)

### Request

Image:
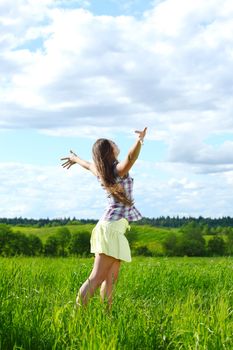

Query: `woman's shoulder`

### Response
(113, 161, 129, 180)
(113, 167, 131, 181)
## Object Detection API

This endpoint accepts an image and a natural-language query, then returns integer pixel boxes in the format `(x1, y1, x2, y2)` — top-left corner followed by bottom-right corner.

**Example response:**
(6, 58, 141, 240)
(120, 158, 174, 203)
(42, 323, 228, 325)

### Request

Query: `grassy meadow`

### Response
(1, 256, 233, 349)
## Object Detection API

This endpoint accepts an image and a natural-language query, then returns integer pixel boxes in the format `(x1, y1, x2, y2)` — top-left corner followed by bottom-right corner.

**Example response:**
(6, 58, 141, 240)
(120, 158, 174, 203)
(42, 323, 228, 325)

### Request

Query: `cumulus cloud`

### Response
(1, 1, 233, 134)
(170, 139, 233, 165)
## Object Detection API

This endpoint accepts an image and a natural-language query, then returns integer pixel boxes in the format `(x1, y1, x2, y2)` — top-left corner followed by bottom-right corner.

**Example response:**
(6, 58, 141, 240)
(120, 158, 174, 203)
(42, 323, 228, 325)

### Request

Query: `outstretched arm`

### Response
(116, 127, 147, 177)
(61, 150, 97, 176)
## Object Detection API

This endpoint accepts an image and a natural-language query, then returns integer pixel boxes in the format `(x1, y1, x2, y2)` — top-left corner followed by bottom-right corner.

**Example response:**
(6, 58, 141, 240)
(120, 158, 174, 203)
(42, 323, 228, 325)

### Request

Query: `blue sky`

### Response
(0, 129, 165, 165)
(1, 0, 233, 219)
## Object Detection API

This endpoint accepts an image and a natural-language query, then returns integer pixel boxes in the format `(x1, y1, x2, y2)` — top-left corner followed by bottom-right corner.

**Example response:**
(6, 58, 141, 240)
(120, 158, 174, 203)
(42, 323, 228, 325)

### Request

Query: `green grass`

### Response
(1, 257, 233, 349)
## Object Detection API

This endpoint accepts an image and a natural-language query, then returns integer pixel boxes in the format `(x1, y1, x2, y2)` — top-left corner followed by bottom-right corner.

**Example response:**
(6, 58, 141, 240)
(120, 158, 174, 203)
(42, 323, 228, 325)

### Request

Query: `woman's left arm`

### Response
(61, 150, 97, 176)
(116, 127, 147, 177)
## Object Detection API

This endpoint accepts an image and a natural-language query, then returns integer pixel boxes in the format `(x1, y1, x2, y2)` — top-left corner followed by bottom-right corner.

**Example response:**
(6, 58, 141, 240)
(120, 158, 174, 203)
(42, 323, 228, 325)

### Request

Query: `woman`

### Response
(61, 127, 147, 309)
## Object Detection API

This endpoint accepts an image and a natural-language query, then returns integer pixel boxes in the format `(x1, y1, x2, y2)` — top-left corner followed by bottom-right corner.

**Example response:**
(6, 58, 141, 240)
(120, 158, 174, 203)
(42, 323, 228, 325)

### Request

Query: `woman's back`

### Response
(99, 162, 142, 222)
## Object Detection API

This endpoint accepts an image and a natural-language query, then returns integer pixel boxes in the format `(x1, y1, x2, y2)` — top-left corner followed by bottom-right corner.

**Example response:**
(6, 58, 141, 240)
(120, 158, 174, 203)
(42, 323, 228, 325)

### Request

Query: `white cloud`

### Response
(1, 0, 233, 142)
(0, 162, 104, 218)
(130, 160, 233, 218)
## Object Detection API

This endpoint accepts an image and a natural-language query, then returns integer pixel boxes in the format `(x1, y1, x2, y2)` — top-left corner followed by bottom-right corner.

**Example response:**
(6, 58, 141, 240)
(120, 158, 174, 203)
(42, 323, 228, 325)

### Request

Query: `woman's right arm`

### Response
(61, 150, 97, 176)
(116, 127, 147, 177)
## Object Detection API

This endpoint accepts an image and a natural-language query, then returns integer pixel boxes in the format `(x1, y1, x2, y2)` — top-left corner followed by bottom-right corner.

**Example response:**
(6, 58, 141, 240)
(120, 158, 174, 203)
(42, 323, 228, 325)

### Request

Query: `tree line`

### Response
(129, 221, 233, 257)
(139, 216, 233, 228)
(0, 225, 91, 257)
(1, 216, 233, 228)
(1, 221, 233, 257)
(0, 217, 98, 227)
(161, 221, 233, 257)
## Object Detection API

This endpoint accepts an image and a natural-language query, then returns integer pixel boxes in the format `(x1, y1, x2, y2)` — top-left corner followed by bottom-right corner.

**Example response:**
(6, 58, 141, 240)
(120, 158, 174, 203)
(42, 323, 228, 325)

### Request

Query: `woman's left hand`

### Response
(61, 150, 78, 169)
(135, 127, 147, 143)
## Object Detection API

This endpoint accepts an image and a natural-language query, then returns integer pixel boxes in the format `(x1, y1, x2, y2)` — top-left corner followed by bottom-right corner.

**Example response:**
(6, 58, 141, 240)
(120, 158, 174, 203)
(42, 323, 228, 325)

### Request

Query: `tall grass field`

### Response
(1, 257, 233, 349)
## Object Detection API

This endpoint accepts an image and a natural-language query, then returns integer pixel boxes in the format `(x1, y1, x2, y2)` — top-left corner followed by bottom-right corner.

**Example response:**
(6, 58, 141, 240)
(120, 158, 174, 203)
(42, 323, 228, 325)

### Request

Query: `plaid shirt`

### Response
(99, 163, 142, 222)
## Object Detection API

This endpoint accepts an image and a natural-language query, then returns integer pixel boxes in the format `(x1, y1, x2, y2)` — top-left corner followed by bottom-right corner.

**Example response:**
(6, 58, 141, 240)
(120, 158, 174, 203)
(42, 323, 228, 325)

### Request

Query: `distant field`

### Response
(11, 224, 95, 242)
(1, 256, 233, 349)
(129, 224, 181, 253)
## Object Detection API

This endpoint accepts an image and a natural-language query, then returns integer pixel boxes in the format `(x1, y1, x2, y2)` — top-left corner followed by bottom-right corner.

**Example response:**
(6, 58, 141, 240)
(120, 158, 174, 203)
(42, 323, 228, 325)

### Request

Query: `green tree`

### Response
(0, 228, 32, 256)
(27, 235, 43, 256)
(207, 236, 225, 256)
(162, 233, 177, 256)
(134, 245, 153, 257)
(176, 221, 206, 256)
(227, 230, 233, 255)
(13, 231, 30, 255)
(0, 224, 13, 255)
(176, 237, 206, 256)
(55, 227, 71, 256)
(202, 224, 211, 235)
(44, 236, 60, 256)
(215, 226, 223, 235)
(69, 231, 91, 256)
(180, 221, 203, 238)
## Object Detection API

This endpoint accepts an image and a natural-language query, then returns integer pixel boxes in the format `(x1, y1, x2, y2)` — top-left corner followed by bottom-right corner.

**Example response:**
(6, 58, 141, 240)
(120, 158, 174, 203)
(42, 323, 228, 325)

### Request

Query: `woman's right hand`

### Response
(61, 150, 78, 169)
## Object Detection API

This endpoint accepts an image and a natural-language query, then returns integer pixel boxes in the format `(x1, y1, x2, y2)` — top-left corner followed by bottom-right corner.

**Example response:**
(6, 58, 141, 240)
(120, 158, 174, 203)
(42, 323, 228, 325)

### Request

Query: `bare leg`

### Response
(76, 253, 118, 306)
(100, 259, 121, 309)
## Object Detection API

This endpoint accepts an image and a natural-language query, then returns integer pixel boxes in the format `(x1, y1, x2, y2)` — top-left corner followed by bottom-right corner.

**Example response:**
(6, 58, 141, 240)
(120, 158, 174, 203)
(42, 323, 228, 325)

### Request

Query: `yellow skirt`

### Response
(90, 218, 132, 262)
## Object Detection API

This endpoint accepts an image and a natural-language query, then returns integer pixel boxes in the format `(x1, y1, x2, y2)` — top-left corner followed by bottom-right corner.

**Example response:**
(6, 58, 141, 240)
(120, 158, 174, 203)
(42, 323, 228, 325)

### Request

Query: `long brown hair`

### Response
(92, 138, 133, 206)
